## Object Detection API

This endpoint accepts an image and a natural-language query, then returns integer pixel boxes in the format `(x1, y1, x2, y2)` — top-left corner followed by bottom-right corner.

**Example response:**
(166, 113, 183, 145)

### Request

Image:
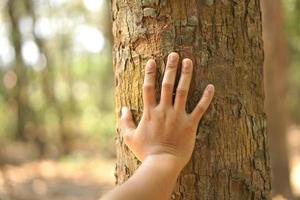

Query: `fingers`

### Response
(190, 84, 215, 123)
(174, 59, 193, 112)
(120, 107, 136, 145)
(143, 59, 157, 111)
(160, 52, 179, 107)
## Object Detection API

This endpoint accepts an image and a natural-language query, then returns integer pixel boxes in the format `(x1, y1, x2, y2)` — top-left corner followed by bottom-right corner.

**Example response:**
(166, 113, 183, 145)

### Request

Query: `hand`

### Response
(120, 52, 215, 170)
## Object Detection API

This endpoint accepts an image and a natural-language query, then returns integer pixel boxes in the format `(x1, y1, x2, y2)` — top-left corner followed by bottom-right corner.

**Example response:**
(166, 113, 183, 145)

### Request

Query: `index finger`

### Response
(143, 59, 157, 111)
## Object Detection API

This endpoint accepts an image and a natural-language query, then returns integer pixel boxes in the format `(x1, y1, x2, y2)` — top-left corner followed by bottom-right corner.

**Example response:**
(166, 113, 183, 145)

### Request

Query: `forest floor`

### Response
(287, 126, 300, 197)
(0, 157, 115, 200)
(0, 126, 300, 200)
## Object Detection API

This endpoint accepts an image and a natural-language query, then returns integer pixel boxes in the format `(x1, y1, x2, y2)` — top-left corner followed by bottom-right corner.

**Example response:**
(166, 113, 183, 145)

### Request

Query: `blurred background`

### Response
(0, 0, 115, 199)
(0, 0, 299, 199)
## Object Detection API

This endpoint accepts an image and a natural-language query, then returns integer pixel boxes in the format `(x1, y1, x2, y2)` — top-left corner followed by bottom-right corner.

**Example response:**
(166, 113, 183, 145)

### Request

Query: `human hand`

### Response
(120, 52, 215, 170)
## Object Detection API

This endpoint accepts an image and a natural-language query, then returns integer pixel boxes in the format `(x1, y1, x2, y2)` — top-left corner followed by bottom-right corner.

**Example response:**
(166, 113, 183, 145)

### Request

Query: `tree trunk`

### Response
(7, 0, 32, 140)
(261, 0, 293, 199)
(112, 0, 271, 199)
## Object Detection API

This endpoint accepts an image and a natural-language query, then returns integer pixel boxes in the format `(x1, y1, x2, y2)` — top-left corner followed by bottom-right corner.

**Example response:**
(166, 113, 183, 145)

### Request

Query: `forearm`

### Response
(101, 154, 182, 200)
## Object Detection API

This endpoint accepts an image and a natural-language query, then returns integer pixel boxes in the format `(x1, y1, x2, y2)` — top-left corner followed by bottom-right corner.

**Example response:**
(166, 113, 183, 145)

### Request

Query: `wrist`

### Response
(143, 154, 184, 175)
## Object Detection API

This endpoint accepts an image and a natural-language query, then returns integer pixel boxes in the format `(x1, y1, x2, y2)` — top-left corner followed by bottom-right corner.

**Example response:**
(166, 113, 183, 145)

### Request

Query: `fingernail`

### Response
(147, 59, 156, 69)
(183, 58, 192, 66)
(121, 107, 128, 117)
(206, 84, 215, 93)
(169, 52, 178, 61)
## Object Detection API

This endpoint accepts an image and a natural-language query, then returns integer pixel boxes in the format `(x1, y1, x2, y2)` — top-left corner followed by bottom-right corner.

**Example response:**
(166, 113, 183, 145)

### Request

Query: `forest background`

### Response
(0, 0, 299, 199)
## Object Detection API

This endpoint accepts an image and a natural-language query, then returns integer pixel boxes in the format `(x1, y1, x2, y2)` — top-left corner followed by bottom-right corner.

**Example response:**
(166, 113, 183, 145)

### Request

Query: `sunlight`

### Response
(0, 0, 8, 10)
(288, 126, 300, 196)
(19, 16, 33, 38)
(291, 158, 300, 195)
(0, 37, 15, 68)
(73, 25, 105, 53)
(35, 17, 56, 39)
(48, 0, 66, 7)
(83, 0, 103, 12)
(34, 53, 47, 71)
(21, 40, 40, 66)
(0, 21, 9, 36)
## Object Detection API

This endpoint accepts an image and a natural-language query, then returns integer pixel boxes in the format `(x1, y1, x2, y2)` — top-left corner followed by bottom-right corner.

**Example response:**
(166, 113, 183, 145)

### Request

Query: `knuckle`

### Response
(181, 66, 192, 74)
(166, 63, 177, 69)
(154, 106, 168, 120)
(176, 88, 187, 97)
(143, 84, 155, 92)
(158, 110, 168, 121)
(145, 69, 156, 75)
(162, 83, 173, 92)
(181, 70, 191, 75)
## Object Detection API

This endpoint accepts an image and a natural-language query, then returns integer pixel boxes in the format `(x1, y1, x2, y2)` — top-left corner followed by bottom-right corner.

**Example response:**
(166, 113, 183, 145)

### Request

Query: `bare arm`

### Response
(101, 52, 215, 200)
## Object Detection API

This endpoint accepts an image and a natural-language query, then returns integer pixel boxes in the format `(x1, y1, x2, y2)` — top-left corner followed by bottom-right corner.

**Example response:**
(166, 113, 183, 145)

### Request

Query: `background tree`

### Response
(112, 0, 271, 199)
(285, 0, 300, 124)
(7, 0, 33, 141)
(261, 0, 294, 199)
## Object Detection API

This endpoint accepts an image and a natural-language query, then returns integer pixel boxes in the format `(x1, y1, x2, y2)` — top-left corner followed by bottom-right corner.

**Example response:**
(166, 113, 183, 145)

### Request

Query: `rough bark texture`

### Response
(112, 0, 271, 199)
(261, 0, 293, 199)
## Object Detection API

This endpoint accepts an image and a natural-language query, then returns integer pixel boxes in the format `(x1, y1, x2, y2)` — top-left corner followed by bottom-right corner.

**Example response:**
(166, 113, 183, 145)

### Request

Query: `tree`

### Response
(261, 0, 294, 199)
(7, 0, 33, 140)
(112, 0, 271, 199)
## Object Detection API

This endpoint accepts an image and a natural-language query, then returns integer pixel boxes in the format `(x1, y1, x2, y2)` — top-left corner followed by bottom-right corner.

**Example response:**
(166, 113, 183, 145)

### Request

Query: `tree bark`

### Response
(112, 0, 271, 199)
(261, 0, 293, 199)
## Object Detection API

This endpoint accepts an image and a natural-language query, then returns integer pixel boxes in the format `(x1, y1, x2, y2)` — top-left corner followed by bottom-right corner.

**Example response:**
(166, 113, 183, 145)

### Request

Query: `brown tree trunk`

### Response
(112, 0, 272, 199)
(261, 0, 293, 199)
(7, 0, 32, 140)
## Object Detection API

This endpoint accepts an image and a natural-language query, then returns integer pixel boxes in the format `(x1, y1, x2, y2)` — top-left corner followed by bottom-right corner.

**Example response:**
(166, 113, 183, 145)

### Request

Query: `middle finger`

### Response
(160, 52, 179, 107)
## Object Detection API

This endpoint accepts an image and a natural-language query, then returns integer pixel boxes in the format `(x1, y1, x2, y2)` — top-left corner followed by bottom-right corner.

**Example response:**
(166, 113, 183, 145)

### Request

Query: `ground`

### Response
(0, 126, 300, 200)
(0, 158, 115, 200)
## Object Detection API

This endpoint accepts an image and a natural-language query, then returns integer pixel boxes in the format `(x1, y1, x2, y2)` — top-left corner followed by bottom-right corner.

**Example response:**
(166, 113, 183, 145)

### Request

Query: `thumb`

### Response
(120, 107, 136, 145)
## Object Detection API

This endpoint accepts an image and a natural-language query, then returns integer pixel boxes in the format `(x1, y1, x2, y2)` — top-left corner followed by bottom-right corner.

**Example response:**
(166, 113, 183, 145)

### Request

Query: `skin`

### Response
(101, 52, 215, 200)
